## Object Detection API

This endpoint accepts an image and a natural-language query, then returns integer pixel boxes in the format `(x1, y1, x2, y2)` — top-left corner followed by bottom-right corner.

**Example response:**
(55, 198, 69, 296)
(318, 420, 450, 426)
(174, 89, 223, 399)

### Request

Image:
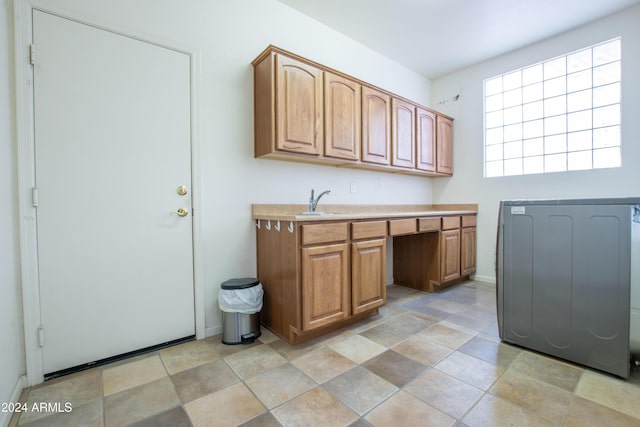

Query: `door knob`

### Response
(177, 185, 188, 196)
(171, 207, 189, 217)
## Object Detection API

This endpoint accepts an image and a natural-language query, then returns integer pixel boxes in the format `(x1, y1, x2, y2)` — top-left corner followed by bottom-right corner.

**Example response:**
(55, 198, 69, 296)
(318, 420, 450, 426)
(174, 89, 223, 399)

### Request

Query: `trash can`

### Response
(218, 278, 263, 345)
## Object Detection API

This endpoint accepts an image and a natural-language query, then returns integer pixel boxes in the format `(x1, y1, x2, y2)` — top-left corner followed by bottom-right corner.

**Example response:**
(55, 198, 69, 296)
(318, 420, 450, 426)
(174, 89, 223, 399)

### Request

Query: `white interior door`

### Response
(33, 10, 195, 374)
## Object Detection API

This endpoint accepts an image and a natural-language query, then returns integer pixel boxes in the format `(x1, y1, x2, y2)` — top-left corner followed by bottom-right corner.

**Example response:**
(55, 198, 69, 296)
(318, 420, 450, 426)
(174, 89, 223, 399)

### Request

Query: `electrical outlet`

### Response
(350, 182, 356, 193)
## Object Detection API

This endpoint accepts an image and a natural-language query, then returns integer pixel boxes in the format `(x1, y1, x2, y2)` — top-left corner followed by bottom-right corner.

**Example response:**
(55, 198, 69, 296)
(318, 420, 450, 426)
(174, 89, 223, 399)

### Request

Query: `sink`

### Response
(299, 211, 333, 215)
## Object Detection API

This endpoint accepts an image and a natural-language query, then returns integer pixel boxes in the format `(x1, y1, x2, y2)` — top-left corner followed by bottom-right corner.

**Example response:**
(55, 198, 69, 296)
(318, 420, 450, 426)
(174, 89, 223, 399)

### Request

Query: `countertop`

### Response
(252, 204, 478, 222)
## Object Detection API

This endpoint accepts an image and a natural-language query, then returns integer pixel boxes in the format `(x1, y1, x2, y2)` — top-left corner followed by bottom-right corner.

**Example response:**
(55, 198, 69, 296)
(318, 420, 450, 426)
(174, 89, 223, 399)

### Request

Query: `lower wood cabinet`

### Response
(461, 226, 477, 275)
(301, 243, 350, 330)
(257, 220, 387, 344)
(393, 214, 477, 293)
(352, 238, 386, 314)
(440, 229, 461, 282)
(256, 214, 475, 343)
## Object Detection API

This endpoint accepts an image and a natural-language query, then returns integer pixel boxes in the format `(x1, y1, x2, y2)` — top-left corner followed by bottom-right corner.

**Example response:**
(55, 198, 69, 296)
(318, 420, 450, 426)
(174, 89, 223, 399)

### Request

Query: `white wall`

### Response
(2, 0, 433, 398)
(431, 5, 640, 283)
(0, 0, 27, 425)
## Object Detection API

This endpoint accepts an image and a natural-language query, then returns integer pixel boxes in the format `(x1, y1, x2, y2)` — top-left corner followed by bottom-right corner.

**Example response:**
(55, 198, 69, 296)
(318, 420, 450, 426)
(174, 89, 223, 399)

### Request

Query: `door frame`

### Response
(13, 0, 205, 386)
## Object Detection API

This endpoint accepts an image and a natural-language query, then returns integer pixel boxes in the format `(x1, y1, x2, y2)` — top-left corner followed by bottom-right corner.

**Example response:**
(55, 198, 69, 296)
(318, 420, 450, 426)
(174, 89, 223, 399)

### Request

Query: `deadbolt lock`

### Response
(177, 185, 188, 196)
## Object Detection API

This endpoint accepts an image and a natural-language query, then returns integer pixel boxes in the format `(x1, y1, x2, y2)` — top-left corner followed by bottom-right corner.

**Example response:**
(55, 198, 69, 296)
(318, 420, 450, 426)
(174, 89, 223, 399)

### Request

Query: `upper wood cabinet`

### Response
(436, 115, 453, 175)
(361, 86, 391, 165)
(324, 72, 360, 161)
(391, 98, 415, 168)
(252, 46, 454, 177)
(276, 55, 323, 155)
(254, 52, 323, 157)
(416, 108, 436, 172)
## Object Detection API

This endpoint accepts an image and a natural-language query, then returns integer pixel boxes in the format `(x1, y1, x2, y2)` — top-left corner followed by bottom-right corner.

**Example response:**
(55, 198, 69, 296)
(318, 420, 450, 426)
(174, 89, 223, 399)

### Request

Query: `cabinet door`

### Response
(276, 55, 323, 155)
(361, 86, 391, 165)
(461, 227, 476, 275)
(416, 108, 436, 172)
(325, 72, 360, 160)
(352, 239, 386, 314)
(301, 243, 350, 330)
(391, 98, 416, 168)
(436, 115, 453, 175)
(441, 229, 461, 282)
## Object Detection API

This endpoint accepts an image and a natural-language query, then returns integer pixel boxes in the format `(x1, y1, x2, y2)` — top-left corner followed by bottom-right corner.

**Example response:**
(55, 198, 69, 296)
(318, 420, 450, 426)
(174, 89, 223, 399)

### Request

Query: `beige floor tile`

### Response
(327, 334, 387, 364)
(392, 335, 452, 366)
(128, 406, 191, 427)
(19, 369, 102, 424)
(361, 350, 427, 387)
(360, 313, 433, 347)
(245, 363, 316, 409)
(171, 359, 239, 403)
(378, 300, 410, 317)
(404, 368, 483, 419)
(323, 366, 397, 415)
(17, 281, 640, 427)
(458, 336, 521, 368)
(291, 347, 355, 383)
(425, 298, 469, 314)
(224, 344, 287, 379)
(257, 327, 280, 344)
(418, 323, 475, 349)
(104, 377, 180, 427)
(386, 284, 420, 298)
(347, 313, 387, 334)
(184, 382, 265, 427)
(509, 351, 583, 392)
(365, 390, 454, 427)
(489, 369, 572, 423)
(435, 351, 504, 390)
(207, 336, 261, 358)
(575, 370, 640, 419)
(102, 355, 167, 396)
(313, 328, 358, 346)
(238, 412, 282, 427)
(564, 396, 640, 427)
(268, 336, 325, 360)
(17, 399, 103, 427)
(462, 394, 557, 427)
(159, 339, 219, 375)
(271, 387, 358, 427)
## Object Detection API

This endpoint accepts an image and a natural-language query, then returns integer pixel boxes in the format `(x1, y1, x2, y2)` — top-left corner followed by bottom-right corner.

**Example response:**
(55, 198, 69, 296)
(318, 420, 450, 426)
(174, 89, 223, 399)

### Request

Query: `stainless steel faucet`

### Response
(309, 189, 331, 212)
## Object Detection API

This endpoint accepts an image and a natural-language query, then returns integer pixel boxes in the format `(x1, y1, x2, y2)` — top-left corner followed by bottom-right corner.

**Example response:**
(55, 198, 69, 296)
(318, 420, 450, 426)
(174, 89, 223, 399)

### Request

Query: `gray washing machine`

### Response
(496, 197, 640, 378)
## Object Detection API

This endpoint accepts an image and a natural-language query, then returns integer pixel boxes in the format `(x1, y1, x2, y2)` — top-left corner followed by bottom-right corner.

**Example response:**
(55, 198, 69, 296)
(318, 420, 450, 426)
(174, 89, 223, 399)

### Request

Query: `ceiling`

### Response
(277, 0, 640, 79)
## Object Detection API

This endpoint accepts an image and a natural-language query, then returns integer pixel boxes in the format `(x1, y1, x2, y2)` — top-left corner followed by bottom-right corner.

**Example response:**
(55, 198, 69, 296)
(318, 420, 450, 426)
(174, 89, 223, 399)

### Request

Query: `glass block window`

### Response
(484, 38, 621, 177)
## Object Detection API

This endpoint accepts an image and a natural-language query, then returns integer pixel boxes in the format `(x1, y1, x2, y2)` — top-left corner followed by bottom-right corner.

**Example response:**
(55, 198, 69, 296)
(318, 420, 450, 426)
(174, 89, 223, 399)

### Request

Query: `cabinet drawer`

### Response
(462, 215, 476, 228)
(388, 218, 417, 236)
(352, 221, 387, 240)
(441, 216, 460, 230)
(301, 223, 348, 245)
(418, 217, 441, 232)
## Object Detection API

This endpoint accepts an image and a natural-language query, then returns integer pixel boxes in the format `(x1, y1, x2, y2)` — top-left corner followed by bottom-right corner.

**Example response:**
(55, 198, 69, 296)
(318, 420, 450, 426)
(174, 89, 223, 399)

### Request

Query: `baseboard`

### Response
(0, 375, 27, 427)
(472, 274, 496, 285)
(205, 325, 223, 338)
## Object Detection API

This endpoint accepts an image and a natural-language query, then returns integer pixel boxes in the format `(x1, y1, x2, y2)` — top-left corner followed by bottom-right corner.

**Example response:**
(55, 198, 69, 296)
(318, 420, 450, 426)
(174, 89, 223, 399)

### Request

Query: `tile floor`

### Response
(10, 281, 640, 427)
